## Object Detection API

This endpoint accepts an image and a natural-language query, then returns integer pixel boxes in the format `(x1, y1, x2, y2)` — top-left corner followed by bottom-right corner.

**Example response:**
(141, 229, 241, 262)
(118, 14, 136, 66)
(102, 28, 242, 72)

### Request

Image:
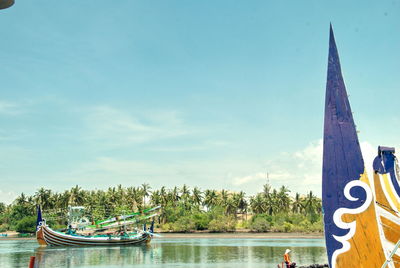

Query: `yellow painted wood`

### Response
(374, 173, 398, 217)
(381, 216, 400, 245)
(335, 172, 386, 267)
(36, 227, 47, 246)
(382, 174, 400, 212)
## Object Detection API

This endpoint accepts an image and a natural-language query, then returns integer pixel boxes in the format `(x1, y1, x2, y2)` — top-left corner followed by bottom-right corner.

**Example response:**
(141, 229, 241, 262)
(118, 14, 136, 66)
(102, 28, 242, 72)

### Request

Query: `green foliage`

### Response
(3, 183, 323, 234)
(9, 204, 35, 225)
(283, 222, 293, 232)
(191, 212, 209, 230)
(0, 224, 8, 232)
(171, 216, 196, 232)
(208, 215, 236, 232)
(0, 202, 6, 214)
(249, 215, 271, 232)
(160, 223, 172, 232)
(15, 216, 37, 233)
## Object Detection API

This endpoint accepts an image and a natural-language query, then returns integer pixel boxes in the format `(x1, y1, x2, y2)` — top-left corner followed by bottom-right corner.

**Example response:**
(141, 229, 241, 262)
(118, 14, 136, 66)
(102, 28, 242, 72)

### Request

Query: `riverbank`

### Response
(0, 231, 323, 240)
(160, 232, 323, 239)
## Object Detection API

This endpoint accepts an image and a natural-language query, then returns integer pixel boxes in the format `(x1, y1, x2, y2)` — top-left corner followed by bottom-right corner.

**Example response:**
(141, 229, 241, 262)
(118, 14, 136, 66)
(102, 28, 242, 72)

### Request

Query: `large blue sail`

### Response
(322, 25, 366, 267)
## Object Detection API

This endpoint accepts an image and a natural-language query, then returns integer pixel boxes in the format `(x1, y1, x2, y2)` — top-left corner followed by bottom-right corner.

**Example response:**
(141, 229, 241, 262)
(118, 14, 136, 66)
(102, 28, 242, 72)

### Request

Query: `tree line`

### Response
(0, 183, 322, 233)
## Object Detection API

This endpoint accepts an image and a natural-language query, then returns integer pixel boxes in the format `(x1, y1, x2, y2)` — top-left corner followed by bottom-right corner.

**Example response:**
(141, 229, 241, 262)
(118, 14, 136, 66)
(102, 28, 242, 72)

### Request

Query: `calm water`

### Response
(0, 237, 327, 268)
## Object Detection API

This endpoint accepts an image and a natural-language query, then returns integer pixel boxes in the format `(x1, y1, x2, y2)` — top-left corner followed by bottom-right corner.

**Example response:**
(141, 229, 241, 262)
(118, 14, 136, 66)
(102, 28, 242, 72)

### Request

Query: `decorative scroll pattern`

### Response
(331, 180, 373, 268)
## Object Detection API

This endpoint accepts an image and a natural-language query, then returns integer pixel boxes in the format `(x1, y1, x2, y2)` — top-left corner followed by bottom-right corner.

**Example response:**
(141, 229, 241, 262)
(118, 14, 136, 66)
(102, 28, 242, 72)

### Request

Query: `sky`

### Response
(0, 0, 399, 203)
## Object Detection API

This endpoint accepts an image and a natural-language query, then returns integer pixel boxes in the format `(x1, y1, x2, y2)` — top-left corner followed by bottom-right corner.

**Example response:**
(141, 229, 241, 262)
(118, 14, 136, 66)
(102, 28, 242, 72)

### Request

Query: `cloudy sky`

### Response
(0, 1, 399, 203)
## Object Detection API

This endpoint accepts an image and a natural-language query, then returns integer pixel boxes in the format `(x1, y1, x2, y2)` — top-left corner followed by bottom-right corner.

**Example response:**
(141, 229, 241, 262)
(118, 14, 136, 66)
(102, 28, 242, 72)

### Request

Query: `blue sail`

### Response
(322, 24, 366, 267)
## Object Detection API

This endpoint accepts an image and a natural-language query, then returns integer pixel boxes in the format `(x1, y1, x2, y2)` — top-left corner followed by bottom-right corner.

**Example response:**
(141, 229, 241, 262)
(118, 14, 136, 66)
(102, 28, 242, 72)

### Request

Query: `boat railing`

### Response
(381, 239, 400, 268)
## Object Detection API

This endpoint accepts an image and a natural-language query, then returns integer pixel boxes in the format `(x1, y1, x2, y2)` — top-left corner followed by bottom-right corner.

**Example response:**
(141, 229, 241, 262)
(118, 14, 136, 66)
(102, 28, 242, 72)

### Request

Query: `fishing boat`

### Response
(322, 25, 400, 267)
(36, 205, 159, 247)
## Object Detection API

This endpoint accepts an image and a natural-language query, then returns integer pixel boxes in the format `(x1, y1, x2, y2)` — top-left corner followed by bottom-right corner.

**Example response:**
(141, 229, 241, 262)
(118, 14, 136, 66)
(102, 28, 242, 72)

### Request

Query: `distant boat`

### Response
(322, 25, 400, 267)
(36, 206, 158, 247)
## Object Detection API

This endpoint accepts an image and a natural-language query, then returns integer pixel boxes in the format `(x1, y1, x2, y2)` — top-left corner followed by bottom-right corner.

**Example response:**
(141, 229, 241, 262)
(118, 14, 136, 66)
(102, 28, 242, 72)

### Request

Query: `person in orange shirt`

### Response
(283, 249, 291, 268)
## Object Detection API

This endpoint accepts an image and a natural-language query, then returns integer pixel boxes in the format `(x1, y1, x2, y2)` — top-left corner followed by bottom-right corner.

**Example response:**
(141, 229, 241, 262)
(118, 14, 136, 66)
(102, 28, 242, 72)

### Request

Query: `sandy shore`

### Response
(0, 232, 323, 241)
(160, 232, 323, 239)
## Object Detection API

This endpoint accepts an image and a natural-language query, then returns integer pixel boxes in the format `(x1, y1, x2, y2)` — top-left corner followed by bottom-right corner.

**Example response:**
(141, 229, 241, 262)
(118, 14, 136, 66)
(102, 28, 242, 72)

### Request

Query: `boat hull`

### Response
(36, 223, 151, 247)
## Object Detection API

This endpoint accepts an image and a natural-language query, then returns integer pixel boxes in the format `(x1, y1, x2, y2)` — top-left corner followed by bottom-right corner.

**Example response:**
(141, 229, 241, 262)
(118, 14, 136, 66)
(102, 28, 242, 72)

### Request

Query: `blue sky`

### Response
(0, 0, 399, 203)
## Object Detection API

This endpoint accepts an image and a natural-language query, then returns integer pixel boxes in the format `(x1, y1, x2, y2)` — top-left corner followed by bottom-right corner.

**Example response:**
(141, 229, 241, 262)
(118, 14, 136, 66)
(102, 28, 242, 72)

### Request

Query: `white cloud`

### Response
(233, 172, 266, 186)
(360, 141, 377, 179)
(0, 190, 18, 205)
(0, 101, 23, 116)
(84, 106, 188, 148)
(230, 139, 379, 196)
(149, 140, 229, 152)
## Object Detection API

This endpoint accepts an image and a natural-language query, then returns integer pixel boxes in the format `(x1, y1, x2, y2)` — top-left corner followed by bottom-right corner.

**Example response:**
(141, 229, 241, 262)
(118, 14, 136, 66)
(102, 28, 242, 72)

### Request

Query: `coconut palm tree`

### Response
(203, 189, 218, 210)
(170, 186, 180, 205)
(159, 186, 168, 206)
(303, 191, 318, 216)
(150, 190, 161, 207)
(292, 193, 303, 214)
(69, 185, 85, 206)
(277, 185, 291, 212)
(225, 197, 237, 215)
(250, 193, 265, 214)
(191, 187, 203, 209)
(34, 187, 52, 209)
(234, 191, 248, 219)
(219, 189, 229, 209)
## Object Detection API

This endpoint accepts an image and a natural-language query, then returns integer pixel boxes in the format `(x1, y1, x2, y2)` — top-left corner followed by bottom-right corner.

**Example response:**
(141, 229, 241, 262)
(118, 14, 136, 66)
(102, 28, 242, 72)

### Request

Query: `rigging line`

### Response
(376, 201, 399, 215)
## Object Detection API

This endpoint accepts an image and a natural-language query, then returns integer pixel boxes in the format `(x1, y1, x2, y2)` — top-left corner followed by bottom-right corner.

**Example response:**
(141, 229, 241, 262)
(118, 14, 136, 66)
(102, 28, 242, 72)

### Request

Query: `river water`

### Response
(0, 237, 327, 268)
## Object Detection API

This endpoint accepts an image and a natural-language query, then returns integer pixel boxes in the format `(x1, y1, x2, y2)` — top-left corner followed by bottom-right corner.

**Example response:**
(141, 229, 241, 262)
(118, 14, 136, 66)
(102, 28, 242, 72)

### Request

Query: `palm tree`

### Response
(58, 190, 71, 211)
(83, 190, 98, 218)
(180, 185, 191, 210)
(107, 187, 118, 208)
(263, 184, 272, 199)
(126, 187, 143, 211)
(234, 191, 248, 219)
(170, 186, 180, 205)
(116, 184, 125, 205)
(265, 189, 279, 215)
(181, 184, 190, 198)
(150, 190, 161, 207)
(191, 187, 203, 209)
(69, 185, 85, 206)
(303, 191, 318, 216)
(203, 189, 218, 210)
(292, 193, 303, 214)
(141, 183, 151, 208)
(34, 187, 52, 209)
(277, 185, 291, 212)
(250, 193, 265, 214)
(159, 186, 168, 206)
(225, 197, 237, 215)
(219, 189, 229, 210)
(15, 193, 27, 206)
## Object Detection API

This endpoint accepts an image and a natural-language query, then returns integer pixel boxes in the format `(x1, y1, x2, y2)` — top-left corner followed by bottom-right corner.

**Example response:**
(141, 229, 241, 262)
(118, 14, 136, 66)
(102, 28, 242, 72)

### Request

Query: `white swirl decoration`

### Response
(330, 180, 373, 268)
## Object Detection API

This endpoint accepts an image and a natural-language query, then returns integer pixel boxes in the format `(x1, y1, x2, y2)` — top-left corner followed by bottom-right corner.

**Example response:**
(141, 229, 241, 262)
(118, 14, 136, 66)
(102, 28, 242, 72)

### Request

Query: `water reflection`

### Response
(0, 238, 327, 268)
(35, 245, 152, 267)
